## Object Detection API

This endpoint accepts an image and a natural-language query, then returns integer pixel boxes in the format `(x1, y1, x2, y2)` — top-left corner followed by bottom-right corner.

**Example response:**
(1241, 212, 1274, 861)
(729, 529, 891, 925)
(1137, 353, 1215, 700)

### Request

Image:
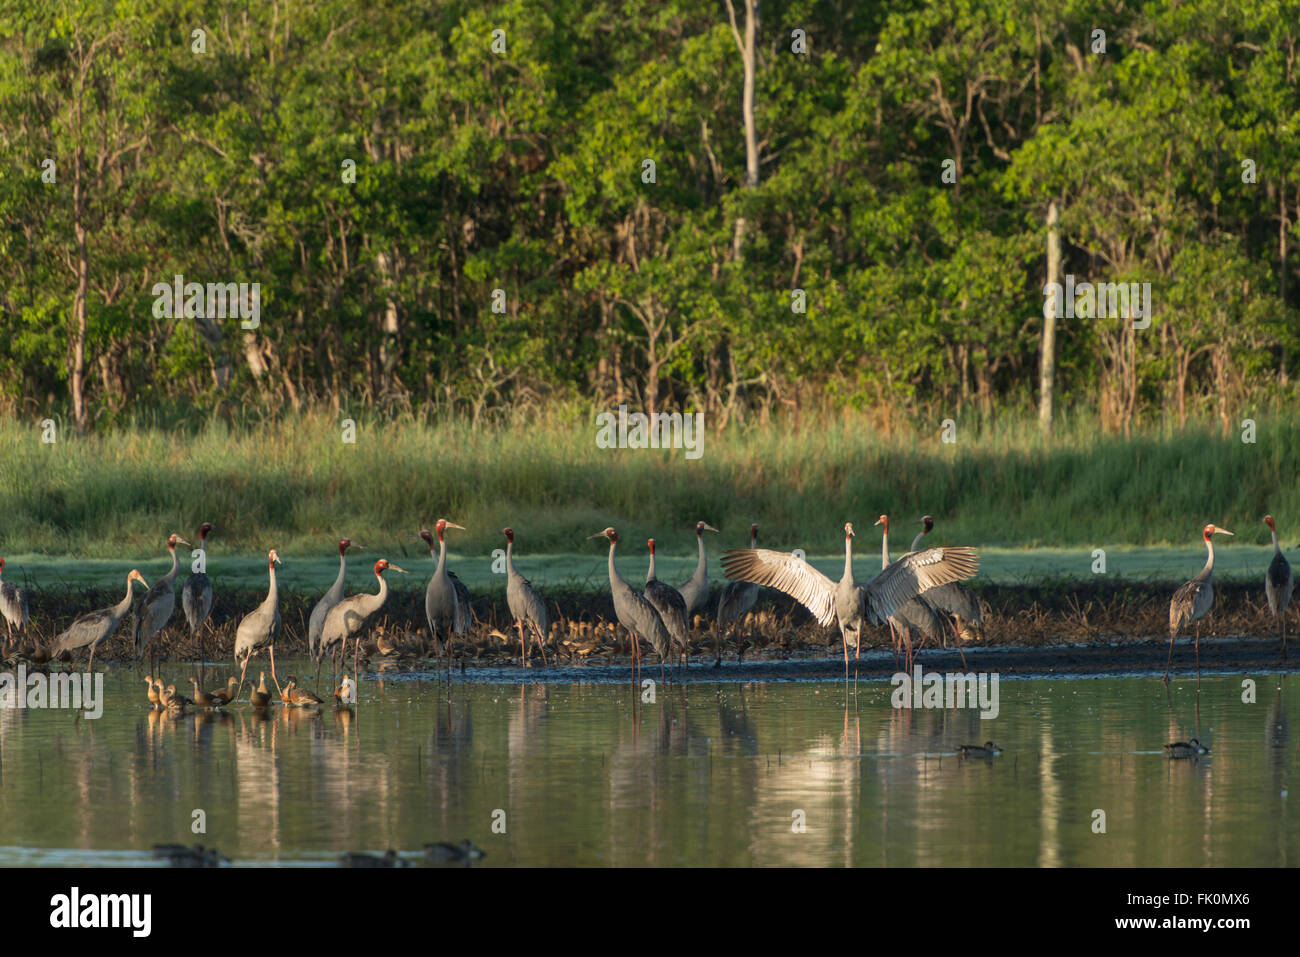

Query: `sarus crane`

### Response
(1264, 514, 1292, 660)
(53, 569, 149, 671)
(421, 521, 472, 664)
(182, 523, 215, 658)
(235, 550, 282, 696)
(876, 515, 955, 671)
(503, 528, 549, 666)
(0, 558, 30, 639)
(1167, 524, 1233, 683)
(646, 538, 690, 670)
(715, 524, 760, 663)
(134, 533, 190, 671)
(589, 527, 672, 676)
(721, 522, 979, 676)
(309, 538, 355, 666)
(677, 521, 719, 617)
(910, 516, 985, 644)
(320, 558, 408, 682)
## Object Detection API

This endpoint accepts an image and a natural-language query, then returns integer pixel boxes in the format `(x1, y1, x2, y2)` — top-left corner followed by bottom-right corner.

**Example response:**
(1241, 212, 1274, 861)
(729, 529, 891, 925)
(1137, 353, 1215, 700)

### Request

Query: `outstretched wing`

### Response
(721, 548, 837, 628)
(861, 546, 979, 625)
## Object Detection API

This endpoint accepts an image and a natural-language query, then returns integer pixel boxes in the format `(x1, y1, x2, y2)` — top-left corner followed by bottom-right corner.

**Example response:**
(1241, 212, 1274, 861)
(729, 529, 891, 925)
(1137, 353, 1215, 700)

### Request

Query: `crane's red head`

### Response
(167, 533, 188, 549)
(844, 522, 855, 538)
(435, 518, 465, 541)
(589, 527, 617, 545)
(339, 538, 352, 555)
(503, 528, 515, 543)
(0, 558, 5, 573)
(1204, 524, 1233, 540)
(374, 558, 408, 576)
(199, 522, 213, 539)
(920, 515, 934, 533)
(419, 528, 434, 548)
(1264, 515, 1276, 531)
(648, 538, 656, 554)
(874, 515, 888, 532)
(696, 521, 719, 535)
(268, 549, 281, 566)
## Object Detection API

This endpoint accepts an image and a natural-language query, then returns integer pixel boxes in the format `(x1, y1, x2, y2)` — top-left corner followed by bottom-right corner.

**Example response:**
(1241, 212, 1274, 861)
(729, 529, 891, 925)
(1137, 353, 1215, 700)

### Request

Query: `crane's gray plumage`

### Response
(54, 568, 148, 669)
(909, 515, 984, 639)
(133, 534, 189, 659)
(182, 523, 214, 637)
(504, 529, 549, 661)
(235, 550, 282, 667)
(0, 558, 30, 637)
(421, 521, 472, 656)
(309, 538, 354, 662)
(721, 522, 979, 664)
(320, 559, 406, 660)
(716, 525, 760, 634)
(1166, 524, 1232, 682)
(676, 521, 719, 617)
(645, 539, 689, 657)
(1264, 515, 1293, 659)
(591, 528, 671, 660)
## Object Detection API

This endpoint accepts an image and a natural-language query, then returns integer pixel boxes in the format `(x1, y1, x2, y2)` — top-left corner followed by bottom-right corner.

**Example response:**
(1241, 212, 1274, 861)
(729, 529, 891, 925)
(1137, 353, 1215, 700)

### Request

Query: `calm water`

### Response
(0, 660, 1295, 866)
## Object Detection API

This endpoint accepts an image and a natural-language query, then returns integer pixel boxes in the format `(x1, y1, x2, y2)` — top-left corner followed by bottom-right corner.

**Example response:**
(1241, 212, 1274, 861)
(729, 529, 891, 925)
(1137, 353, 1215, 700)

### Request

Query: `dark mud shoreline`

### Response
(6, 580, 1294, 679)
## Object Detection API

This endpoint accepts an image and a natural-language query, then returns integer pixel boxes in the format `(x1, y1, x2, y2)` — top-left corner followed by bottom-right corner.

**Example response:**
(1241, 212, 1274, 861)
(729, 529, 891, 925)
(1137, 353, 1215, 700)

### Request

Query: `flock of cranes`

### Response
(0, 514, 1294, 690)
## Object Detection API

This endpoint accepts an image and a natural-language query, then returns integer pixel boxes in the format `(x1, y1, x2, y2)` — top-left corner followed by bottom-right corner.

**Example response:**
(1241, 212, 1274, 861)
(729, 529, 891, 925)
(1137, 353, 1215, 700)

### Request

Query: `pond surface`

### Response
(0, 661, 1295, 866)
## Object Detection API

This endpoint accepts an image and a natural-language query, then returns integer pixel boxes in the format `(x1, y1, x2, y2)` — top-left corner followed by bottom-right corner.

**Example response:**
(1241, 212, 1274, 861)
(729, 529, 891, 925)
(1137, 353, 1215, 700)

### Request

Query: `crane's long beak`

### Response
(389, 564, 409, 574)
(446, 522, 466, 531)
(1217, 528, 1234, 536)
(873, 518, 884, 526)
(587, 531, 606, 539)
(176, 538, 191, 547)
(703, 524, 719, 533)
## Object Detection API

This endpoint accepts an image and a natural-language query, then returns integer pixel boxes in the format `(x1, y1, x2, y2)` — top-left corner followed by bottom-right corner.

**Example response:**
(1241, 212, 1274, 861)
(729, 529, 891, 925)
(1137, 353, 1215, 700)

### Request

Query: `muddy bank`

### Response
(3, 579, 1292, 672)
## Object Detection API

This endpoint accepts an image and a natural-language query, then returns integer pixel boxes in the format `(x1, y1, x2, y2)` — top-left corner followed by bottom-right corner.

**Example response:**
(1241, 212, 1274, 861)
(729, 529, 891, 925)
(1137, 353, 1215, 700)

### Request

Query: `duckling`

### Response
(958, 741, 1002, 758)
(282, 679, 323, 708)
(188, 677, 220, 709)
(151, 843, 229, 867)
(376, 633, 399, 656)
(249, 672, 272, 708)
(425, 839, 486, 865)
(1165, 738, 1210, 758)
(209, 676, 239, 707)
(335, 674, 356, 706)
(145, 675, 162, 709)
(161, 684, 193, 710)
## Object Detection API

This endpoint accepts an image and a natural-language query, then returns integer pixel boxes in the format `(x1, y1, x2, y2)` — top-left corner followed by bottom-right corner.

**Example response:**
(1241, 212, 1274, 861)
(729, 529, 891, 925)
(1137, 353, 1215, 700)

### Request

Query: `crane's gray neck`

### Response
(749, 530, 757, 548)
(1272, 527, 1281, 554)
(909, 529, 926, 552)
(608, 542, 624, 588)
(436, 536, 448, 577)
(647, 549, 658, 584)
(162, 547, 180, 585)
(332, 551, 347, 592)
(369, 572, 389, 611)
(114, 574, 137, 618)
(694, 533, 707, 578)
(842, 536, 854, 584)
(265, 564, 279, 610)
(505, 539, 517, 575)
(880, 527, 890, 570)
(1197, 537, 1216, 580)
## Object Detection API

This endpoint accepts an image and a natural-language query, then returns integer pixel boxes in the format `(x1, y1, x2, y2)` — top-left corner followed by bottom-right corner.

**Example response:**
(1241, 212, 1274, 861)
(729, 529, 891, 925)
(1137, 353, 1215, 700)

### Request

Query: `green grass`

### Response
(0, 410, 1297, 565)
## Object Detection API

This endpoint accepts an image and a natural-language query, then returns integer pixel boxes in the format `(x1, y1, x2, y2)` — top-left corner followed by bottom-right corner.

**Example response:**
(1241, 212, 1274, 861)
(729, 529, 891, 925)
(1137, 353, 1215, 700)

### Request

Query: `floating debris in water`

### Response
(151, 843, 229, 867)
(426, 839, 486, 865)
(958, 741, 1002, 758)
(339, 849, 408, 868)
(1164, 739, 1210, 758)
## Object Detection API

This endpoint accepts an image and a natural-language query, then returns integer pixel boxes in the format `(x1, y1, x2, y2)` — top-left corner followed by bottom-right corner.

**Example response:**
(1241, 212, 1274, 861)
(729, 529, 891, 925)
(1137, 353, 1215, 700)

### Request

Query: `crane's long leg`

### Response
(270, 644, 283, 698)
(87, 639, 98, 674)
(950, 617, 969, 670)
(235, 651, 251, 700)
(518, 620, 527, 669)
(1195, 623, 1201, 687)
(1163, 630, 1176, 685)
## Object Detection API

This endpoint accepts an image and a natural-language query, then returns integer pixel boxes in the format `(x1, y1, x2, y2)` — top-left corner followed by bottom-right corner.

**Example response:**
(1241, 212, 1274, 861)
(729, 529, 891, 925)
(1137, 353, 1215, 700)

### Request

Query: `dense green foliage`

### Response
(1, 1, 1297, 431)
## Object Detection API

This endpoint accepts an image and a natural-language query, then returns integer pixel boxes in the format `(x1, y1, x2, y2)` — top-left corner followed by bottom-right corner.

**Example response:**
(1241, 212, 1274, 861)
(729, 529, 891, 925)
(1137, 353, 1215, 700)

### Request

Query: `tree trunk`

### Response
(726, 0, 759, 260)
(1038, 200, 1060, 435)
